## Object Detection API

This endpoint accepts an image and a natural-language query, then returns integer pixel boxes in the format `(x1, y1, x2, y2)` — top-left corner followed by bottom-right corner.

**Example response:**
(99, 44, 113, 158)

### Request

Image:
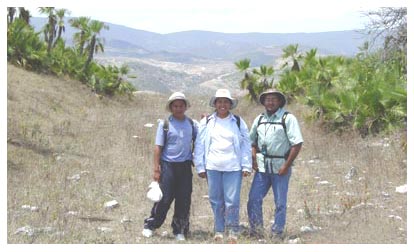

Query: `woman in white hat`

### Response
(142, 92, 198, 242)
(193, 89, 252, 243)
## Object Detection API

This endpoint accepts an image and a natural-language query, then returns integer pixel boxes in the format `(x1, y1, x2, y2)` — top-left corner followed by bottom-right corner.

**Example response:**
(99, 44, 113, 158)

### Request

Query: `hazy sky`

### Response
(10, 0, 409, 34)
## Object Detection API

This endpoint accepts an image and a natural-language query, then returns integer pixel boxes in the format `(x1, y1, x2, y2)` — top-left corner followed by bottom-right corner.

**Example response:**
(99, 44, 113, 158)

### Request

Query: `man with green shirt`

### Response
(247, 89, 303, 241)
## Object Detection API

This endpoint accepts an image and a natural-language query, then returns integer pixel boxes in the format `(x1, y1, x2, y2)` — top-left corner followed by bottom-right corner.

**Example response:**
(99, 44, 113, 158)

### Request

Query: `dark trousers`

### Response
(144, 160, 193, 235)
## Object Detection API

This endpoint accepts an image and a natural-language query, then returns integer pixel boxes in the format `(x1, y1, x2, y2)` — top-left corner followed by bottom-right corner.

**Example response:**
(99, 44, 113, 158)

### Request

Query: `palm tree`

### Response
(83, 20, 109, 70)
(39, 7, 57, 54)
(7, 7, 16, 24)
(18, 7, 31, 25)
(69, 16, 91, 56)
(53, 8, 70, 47)
(252, 65, 275, 90)
(282, 44, 302, 71)
(235, 59, 259, 104)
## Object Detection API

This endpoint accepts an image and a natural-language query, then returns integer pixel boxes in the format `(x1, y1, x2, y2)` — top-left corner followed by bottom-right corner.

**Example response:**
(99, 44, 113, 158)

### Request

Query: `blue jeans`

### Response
(247, 169, 291, 235)
(206, 170, 242, 233)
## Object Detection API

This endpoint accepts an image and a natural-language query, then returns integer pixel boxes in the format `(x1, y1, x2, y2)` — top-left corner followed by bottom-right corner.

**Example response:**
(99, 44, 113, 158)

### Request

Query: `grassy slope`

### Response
(7, 64, 407, 244)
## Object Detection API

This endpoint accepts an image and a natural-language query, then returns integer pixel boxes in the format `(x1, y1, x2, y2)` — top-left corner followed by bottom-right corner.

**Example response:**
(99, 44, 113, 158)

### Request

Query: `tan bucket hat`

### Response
(259, 89, 286, 107)
(166, 92, 190, 112)
(209, 89, 238, 110)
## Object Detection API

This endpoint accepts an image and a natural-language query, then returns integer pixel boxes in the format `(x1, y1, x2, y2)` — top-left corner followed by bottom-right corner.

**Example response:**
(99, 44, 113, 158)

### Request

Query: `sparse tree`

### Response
(18, 7, 31, 25)
(364, 7, 407, 74)
(53, 8, 70, 47)
(282, 44, 302, 71)
(7, 7, 16, 24)
(83, 20, 109, 70)
(39, 7, 57, 54)
(70, 16, 92, 56)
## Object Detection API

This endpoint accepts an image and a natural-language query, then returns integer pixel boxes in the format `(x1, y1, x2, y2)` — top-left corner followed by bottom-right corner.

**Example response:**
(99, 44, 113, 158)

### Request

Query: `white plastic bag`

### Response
(146, 181, 163, 202)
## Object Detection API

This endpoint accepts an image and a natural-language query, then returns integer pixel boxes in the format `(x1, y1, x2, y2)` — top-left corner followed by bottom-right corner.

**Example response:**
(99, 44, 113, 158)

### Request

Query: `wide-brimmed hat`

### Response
(209, 89, 238, 110)
(166, 92, 190, 112)
(259, 89, 286, 107)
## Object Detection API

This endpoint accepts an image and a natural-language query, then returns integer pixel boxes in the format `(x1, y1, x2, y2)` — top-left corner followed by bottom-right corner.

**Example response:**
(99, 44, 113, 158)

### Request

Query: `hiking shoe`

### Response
(214, 232, 224, 241)
(175, 233, 186, 241)
(271, 232, 286, 243)
(142, 228, 153, 238)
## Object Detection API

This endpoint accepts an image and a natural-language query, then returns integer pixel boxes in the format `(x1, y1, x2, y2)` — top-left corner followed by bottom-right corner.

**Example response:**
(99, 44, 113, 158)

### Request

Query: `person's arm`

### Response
(239, 117, 252, 176)
(193, 117, 207, 178)
(251, 145, 258, 171)
(153, 145, 162, 181)
(278, 142, 302, 175)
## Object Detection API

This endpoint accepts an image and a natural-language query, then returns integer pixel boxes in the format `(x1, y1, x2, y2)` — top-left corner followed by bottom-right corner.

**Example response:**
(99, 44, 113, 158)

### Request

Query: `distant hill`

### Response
(29, 17, 369, 94)
(31, 17, 367, 66)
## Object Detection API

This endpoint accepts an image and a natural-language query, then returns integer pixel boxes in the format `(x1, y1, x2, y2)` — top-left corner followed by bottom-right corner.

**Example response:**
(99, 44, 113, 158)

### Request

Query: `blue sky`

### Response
(11, 0, 409, 34)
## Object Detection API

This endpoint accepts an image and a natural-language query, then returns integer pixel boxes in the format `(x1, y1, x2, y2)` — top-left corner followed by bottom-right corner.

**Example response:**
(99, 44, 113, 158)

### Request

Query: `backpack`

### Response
(162, 116, 196, 147)
(255, 111, 290, 159)
(205, 114, 241, 130)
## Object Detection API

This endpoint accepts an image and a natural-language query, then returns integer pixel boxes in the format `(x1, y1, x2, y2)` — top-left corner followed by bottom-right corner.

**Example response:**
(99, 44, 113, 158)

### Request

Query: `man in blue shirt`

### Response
(142, 92, 197, 242)
(247, 89, 303, 241)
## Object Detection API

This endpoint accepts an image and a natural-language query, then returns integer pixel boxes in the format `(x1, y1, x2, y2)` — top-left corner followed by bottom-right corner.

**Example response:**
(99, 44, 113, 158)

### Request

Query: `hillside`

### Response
(7, 64, 407, 244)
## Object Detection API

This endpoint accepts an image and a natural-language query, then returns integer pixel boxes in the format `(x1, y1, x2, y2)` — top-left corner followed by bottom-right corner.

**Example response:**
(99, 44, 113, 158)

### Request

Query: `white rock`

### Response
(395, 184, 407, 194)
(288, 238, 301, 244)
(65, 211, 79, 216)
(67, 174, 81, 181)
(300, 224, 321, 233)
(121, 217, 132, 223)
(144, 123, 154, 128)
(388, 215, 403, 221)
(317, 180, 330, 185)
(97, 227, 113, 233)
(104, 200, 120, 209)
(15, 226, 34, 236)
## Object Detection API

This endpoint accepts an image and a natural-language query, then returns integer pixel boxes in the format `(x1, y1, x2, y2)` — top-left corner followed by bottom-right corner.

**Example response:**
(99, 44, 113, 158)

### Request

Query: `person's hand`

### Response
(278, 164, 289, 176)
(198, 172, 206, 179)
(153, 169, 161, 182)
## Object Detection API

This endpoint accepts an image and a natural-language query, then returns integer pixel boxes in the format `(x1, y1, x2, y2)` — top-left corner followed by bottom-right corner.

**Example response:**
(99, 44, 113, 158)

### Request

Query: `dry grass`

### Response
(7, 64, 407, 244)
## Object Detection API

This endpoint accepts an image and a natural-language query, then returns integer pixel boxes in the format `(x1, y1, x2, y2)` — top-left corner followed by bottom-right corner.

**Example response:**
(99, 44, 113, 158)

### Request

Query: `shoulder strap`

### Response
(186, 117, 196, 142)
(282, 111, 290, 146)
(234, 115, 240, 130)
(281, 111, 289, 134)
(164, 116, 196, 146)
(163, 118, 169, 146)
(255, 112, 290, 146)
(255, 114, 264, 147)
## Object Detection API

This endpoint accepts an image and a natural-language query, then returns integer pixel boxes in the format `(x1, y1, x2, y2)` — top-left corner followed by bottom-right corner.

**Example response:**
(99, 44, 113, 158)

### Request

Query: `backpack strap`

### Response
(255, 111, 291, 159)
(206, 114, 240, 130)
(163, 116, 196, 147)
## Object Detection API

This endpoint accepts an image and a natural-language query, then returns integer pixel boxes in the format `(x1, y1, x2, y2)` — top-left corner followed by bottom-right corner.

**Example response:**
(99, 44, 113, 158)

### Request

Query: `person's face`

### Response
(170, 100, 187, 119)
(214, 98, 231, 118)
(263, 94, 282, 114)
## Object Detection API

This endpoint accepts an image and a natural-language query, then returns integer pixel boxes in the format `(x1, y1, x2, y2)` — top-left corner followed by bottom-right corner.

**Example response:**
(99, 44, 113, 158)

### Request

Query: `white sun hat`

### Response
(209, 89, 238, 109)
(165, 92, 190, 112)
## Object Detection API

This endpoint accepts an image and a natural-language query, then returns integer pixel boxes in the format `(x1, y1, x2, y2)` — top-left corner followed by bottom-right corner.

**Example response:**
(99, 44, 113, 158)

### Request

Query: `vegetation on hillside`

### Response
(7, 7, 136, 96)
(235, 7, 407, 137)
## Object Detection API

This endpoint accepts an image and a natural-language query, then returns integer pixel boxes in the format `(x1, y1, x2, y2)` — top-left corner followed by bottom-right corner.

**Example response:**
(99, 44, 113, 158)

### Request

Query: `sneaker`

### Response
(142, 228, 153, 238)
(213, 232, 224, 241)
(228, 230, 238, 244)
(175, 233, 186, 241)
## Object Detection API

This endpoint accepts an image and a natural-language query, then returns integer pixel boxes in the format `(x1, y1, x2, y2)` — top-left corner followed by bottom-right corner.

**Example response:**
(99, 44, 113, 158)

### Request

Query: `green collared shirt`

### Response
(249, 108, 303, 173)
